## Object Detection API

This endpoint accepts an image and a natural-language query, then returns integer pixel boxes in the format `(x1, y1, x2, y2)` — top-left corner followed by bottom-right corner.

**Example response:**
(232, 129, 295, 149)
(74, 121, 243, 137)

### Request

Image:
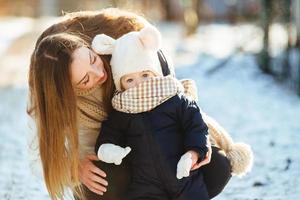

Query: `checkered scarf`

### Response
(112, 76, 186, 113)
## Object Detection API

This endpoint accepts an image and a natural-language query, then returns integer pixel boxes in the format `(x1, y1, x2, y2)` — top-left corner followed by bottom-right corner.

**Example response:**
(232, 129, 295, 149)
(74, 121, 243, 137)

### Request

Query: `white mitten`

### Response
(176, 152, 193, 179)
(97, 143, 131, 165)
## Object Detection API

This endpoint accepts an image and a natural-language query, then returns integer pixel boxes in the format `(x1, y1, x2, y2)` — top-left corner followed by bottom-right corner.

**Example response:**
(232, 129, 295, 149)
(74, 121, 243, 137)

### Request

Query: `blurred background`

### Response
(0, 0, 300, 199)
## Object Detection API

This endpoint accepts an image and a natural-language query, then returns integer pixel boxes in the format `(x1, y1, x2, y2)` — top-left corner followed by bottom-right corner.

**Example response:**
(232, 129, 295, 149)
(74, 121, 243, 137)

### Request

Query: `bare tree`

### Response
(259, 0, 273, 74)
(183, 0, 203, 36)
(293, 0, 300, 95)
(39, 0, 58, 16)
(39, 0, 79, 16)
(58, 0, 80, 14)
(161, 0, 183, 21)
(281, 0, 292, 80)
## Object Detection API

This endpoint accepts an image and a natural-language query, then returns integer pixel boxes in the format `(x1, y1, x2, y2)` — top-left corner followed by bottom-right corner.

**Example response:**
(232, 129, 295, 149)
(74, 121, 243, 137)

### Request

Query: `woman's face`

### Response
(70, 46, 107, 90)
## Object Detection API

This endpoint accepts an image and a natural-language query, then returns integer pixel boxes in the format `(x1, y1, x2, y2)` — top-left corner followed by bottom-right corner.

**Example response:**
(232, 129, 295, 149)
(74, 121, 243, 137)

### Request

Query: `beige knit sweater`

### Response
(76, 80, 253, 176)
(75, 83, 108, 158)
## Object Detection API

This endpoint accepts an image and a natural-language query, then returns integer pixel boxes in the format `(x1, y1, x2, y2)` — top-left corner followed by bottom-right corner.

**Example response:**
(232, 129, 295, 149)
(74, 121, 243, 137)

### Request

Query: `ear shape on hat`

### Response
(91, 34, 116, 55)
(138, 26, 161, 51)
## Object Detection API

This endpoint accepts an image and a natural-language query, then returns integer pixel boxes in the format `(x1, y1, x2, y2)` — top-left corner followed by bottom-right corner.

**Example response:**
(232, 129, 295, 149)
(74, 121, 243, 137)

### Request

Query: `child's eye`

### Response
(142, 73, 149, 78)
(126, 78, 133, 83)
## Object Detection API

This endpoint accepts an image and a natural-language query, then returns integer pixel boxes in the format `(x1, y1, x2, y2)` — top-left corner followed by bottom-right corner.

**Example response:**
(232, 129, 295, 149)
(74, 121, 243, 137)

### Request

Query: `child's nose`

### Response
(135, 78, 143, 86)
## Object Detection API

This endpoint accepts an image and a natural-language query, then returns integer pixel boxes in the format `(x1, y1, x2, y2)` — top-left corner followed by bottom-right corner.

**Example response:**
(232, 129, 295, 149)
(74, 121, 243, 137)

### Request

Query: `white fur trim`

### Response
(176, 152, 193, 179)
(92, 34, 116, 55)
(97, 143, 131, 165)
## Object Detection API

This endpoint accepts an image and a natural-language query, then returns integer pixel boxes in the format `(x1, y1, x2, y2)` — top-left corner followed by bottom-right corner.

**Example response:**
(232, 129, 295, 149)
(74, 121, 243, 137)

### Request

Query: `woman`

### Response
(28, 8, 232, 200)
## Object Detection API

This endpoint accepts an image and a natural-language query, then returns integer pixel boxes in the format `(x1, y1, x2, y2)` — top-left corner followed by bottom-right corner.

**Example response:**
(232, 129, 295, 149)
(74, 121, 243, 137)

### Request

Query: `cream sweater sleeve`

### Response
(78, 125, 101, 159)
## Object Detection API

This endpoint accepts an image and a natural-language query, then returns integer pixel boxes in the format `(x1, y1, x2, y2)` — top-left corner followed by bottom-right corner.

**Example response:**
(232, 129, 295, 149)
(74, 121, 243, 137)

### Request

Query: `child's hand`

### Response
(187, 150, 200, 167)
(176, 152, 192, 179)
(191, 145, 212, 171)
(97, 143, 131, 165)
(176, 150, 200, 179)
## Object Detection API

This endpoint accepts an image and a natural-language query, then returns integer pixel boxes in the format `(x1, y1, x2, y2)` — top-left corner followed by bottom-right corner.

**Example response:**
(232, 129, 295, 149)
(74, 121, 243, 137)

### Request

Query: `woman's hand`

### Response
(79, 154, 108, 195)
(191, 144, 212, 171)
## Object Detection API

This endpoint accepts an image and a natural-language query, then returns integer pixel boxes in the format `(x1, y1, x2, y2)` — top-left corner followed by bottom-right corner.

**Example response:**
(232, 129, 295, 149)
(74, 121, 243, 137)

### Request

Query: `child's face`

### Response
(120, 70, 157, 90)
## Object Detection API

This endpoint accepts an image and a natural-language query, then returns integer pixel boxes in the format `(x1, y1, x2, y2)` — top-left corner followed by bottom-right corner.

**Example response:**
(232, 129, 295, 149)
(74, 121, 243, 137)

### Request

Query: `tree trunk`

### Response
(259, 0, 273, 74)
(58, 0, 79, 14)
(39, 0, 59, 16)
(183, 0, 202, 36)
(161, 0, 183, 21)
(294, 0, 300, 95)
(281, 0, 292, 80)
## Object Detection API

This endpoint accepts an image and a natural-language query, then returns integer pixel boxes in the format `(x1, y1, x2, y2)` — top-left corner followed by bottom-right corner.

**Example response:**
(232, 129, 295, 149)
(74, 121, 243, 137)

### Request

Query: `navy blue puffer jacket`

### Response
(95, 93, 209, 199)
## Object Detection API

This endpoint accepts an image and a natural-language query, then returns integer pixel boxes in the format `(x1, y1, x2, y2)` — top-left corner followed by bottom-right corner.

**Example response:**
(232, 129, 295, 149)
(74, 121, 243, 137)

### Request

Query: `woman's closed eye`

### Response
(82, 51, 97, 85)
(83, 75, 90, 85)
(92, 55, 97, 64)
(89, 50, 98, 66)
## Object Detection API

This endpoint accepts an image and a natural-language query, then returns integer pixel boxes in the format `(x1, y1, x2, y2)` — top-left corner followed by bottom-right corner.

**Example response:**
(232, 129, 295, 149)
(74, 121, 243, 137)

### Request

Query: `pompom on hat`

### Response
(92, 25, 163, 91)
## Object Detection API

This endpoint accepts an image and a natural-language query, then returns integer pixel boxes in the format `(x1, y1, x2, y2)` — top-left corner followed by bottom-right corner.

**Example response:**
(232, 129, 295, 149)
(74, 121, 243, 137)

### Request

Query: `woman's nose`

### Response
(92, 65, 104, 78)
(90, 67, 104, 85)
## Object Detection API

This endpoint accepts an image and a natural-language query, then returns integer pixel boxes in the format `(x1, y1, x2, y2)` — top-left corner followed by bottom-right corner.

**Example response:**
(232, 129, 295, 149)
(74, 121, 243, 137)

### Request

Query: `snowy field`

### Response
(0, 19, 300, 200)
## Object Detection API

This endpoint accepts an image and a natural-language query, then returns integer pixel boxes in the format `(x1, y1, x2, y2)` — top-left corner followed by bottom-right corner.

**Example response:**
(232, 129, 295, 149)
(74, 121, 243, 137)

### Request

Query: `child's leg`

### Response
(175, 170, 209, 200)
(126, 179, 170, 200)
(201, 146, 232, 198)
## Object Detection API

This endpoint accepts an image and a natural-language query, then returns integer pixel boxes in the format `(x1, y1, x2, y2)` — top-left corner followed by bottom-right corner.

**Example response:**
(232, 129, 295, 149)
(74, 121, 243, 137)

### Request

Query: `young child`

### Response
(92, 25, 210, 199)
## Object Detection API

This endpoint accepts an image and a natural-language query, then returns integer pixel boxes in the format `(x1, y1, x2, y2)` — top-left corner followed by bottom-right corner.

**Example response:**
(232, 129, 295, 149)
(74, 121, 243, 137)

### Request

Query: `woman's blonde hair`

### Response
(28, 8, 148, 200)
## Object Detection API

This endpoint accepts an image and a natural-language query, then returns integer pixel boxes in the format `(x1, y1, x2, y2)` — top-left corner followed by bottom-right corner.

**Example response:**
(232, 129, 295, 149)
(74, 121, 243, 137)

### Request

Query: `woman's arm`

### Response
(76, 124, 110, 196)
(79, 154, 108, 195)
(78, 157, 131, 199)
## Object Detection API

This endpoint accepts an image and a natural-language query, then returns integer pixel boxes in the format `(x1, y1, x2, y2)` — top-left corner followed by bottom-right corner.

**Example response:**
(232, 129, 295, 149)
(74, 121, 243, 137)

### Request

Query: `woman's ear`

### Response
(138, 25, 161, 51)
(92, 34, 116, 55)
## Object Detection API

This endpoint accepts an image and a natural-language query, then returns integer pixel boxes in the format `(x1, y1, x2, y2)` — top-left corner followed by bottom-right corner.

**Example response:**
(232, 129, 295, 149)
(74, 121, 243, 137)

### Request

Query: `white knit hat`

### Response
(92, 25, 163, 90)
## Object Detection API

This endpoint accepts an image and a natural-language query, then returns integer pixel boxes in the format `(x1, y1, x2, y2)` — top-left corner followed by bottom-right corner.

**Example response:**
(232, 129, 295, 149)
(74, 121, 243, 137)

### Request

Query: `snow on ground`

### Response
(0, 86, 51, 200)
(0, 20, 299, 199)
